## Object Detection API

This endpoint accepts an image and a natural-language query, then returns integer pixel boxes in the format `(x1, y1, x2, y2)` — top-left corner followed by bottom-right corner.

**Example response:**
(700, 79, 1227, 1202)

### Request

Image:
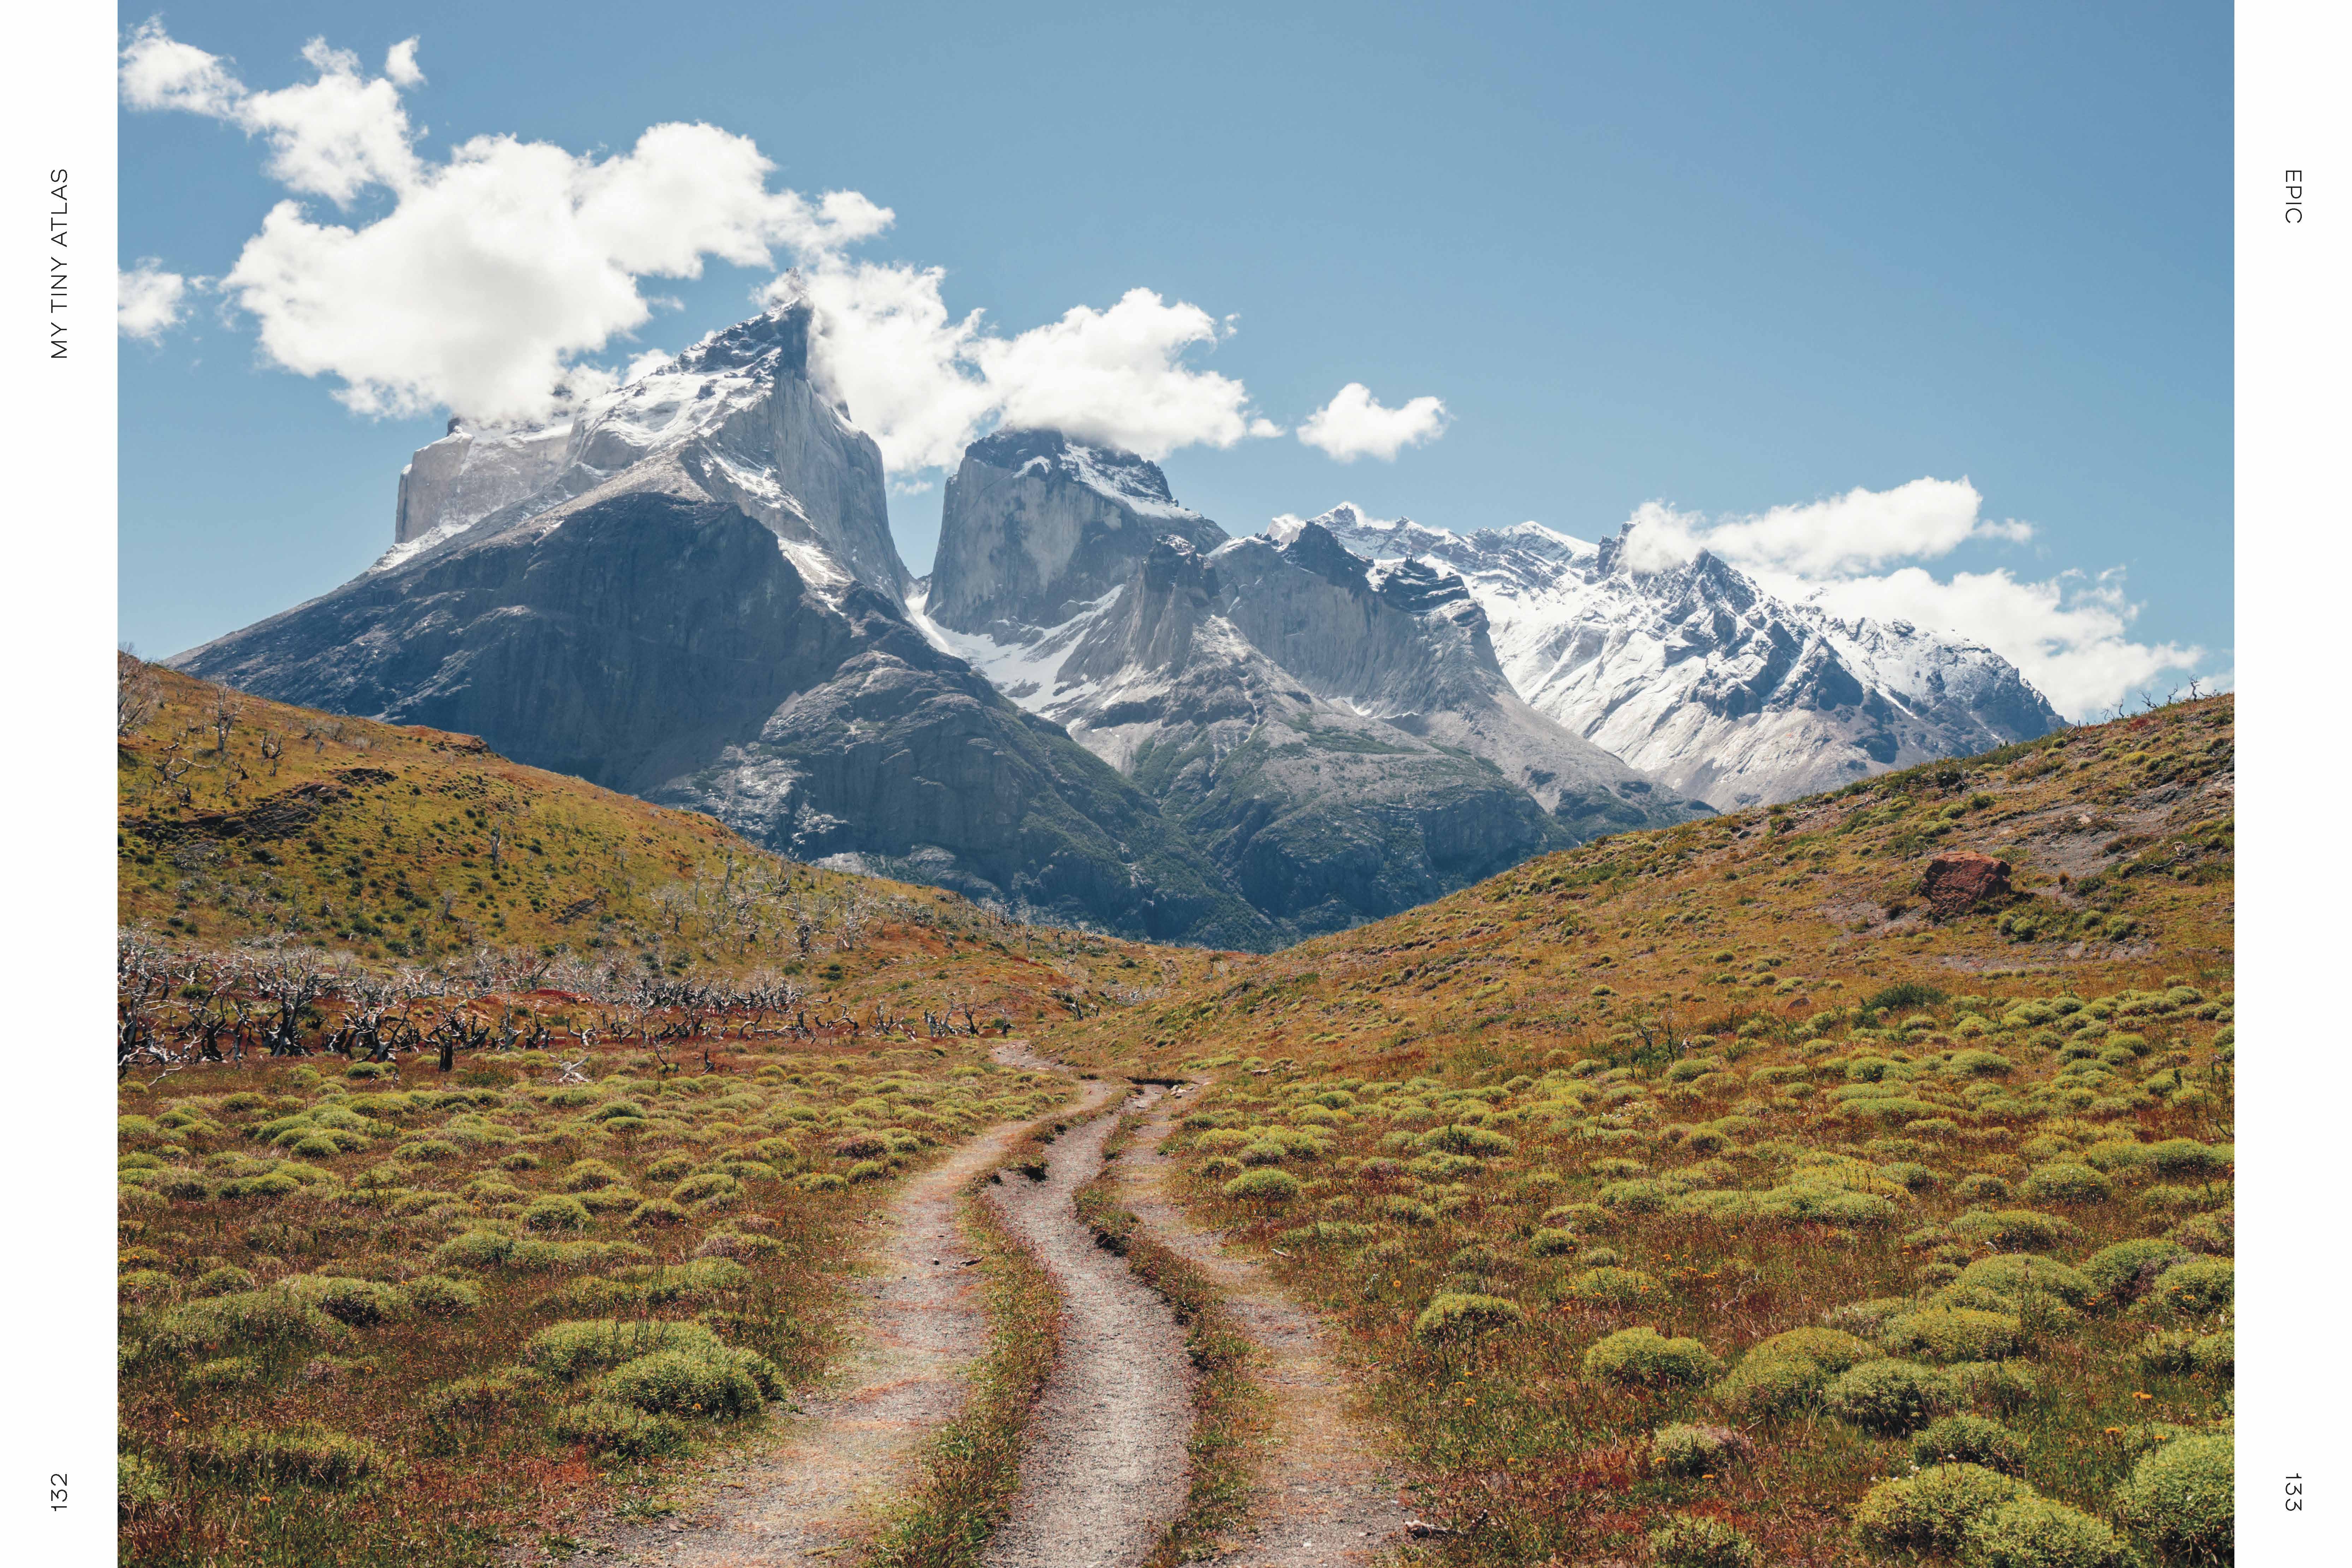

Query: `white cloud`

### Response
(122, 25, 895, 423)
(976, 289, 1261, 458)
(1794, 567, 2203, 720)
(119, 24, 1374, 473)
(121, 23, 421, 204)
(786, 266, 1274, 469)
(1296, 382, 1448, 461)
(1701, 477, 2032, 578)
(1603, 484, 2202, 718)
(384, 37, 424, 88)
(119, 18, 244, 116)
(118, 261, 193, 340)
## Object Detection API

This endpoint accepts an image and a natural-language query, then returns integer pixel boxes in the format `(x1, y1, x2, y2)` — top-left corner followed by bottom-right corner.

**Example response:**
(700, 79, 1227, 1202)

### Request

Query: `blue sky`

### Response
(118, 1, 2231, 714)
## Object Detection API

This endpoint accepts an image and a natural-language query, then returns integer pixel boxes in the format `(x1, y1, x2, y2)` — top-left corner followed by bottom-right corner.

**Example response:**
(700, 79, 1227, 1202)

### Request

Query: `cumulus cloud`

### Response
(1605, 483, 2200, 718)
(120, 25, 893, 422)
(120, 23, 1386, 473)
(1296, 382, 1448, 461)
(384, 37, 423, 88)
(785, 267, 1273, 470)
(118, 261, 193, 340)
(1797, 568, 2203, 720)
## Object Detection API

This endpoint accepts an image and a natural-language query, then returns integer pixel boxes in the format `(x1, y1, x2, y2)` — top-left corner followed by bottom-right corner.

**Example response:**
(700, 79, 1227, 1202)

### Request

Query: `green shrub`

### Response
(548, 1398, 688, 1459)
(1711, 1353, 1832, 1417)
(118, 1451, 168, 1517)
(1957, 1254, 2093, 1307)
(219, 1171, 302, 1200)
(1953, 1172, 2012, 1203)
(2187, 1328, 2232, 1377)
(2083, 1239, 2191, 1302)
(524, 1318, 726, 1380)
(186, 1356, 263, 1390)
(1882, 1308, 2022, 1364)
(522, 1194, 591, 1232)
(1881, 1161, 1940, 1192)
(287, 1275, 405, 1327)
(1960, 1497, 2126, 1568)
(1912, 1414, 2027, 1475)
(1852, 1463, 2033, 1554)
(2165, 1213, 2233, 1256)
(185, 1423, 385, 1489)
(795, 1172, 848, 1194)
(433, 1230, 515, 1269)
(2019, 1163, 2113, 1204)
(119, 1268, 175, 1303)
(132, 1290, 343, 1364)
(1582, 1327, 1721, 1388)
(1528, 1227, 1579, 1257)
(1950, 1051, 2015, 1079)
(2146, 1258, 2232, 1319)
(1413, 1293, 1527, 1342)
(644, 1152, 696, 1181)
(1418, 1123, 1515, 1157)
(670, 1171, 743, 1205)
(2111, 1435, 2231, 1563)
(845, 1160, 890, 1184)
(599, 1348, 764, 1418)
(559, 1159, 624, 1192)
(1562, 1267, 1666, 1308)
(1649, 1422, 1754, 1478)
(1754, 1326, 1878, 1373)
(1948, 1210, 2079, 1250)
(2143, 1139, 2230, 1177)
(1648, 1514, 1762, 1568)
(400, 1275, 482, 1318)
(393, 1139, 462, 1163)
(1222, 1168, 1301, 1203)
(1824, 1359, 1957, 1433)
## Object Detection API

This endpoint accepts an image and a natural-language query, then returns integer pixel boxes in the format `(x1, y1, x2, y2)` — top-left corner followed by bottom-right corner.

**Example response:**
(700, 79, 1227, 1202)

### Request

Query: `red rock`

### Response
(1922, 851, 2012, 917)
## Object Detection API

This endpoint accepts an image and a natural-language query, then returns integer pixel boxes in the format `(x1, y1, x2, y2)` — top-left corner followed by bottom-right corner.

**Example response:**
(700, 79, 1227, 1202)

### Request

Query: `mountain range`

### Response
(173, 298, 2062, 948)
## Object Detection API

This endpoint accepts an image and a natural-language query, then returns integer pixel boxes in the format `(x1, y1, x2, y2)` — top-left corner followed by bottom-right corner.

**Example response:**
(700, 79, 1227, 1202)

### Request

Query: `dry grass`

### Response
(1053, 698, 2236, 1565)
(1073, 1102, 1265, 1567)
(115, 1039, 1074, 1566)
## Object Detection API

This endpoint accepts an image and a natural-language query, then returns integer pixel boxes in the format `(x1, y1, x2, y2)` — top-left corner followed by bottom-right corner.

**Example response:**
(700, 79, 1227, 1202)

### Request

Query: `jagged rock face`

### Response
(916, 435, 1705, 936)
(1313, 505, 2066, 809)
(929, 429, 1227, 636)
(385, 301, 909, 608)
(177, 493, 1273, 950)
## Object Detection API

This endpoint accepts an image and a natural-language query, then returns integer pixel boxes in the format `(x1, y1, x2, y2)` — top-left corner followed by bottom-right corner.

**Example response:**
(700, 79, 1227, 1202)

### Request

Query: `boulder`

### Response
(1922, 852, 2013, 917)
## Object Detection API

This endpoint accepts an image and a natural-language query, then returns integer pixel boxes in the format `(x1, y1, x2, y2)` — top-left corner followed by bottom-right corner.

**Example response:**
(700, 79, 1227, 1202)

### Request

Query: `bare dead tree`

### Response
(210, 696, 243, 756)
(117, 649, 162, 737)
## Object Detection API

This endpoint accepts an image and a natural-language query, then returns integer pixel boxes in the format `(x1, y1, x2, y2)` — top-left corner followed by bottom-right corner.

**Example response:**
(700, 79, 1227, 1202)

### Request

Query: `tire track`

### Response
(601, 1112, 1051, 1567)
(977, 1086, 1195, 1568)
(1111, 1086, 1411, 1566)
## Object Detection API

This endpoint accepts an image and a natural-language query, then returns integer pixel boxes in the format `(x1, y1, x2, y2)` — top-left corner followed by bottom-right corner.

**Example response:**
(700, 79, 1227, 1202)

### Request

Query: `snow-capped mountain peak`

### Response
(379, 296, 907, 605)
(1297, 503, 2063, 808)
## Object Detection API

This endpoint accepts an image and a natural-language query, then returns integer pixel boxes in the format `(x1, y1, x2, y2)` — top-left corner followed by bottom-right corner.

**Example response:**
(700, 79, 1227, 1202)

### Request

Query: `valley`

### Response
(117, 673, 2233, 1566)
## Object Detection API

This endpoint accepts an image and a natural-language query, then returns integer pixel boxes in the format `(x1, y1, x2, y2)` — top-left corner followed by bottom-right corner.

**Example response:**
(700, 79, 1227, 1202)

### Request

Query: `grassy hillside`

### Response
(117, 659, 1223, 1025)
(1063, 696, 2235, 1566)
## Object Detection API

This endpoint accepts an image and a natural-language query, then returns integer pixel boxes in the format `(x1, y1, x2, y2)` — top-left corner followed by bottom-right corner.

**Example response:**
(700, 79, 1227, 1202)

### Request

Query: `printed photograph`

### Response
(94, 4, 2262, 1564)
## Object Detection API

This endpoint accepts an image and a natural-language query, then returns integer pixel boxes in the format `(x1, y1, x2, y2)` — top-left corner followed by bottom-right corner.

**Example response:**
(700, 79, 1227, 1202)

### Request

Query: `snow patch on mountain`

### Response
(1306, 504, 2065, 808)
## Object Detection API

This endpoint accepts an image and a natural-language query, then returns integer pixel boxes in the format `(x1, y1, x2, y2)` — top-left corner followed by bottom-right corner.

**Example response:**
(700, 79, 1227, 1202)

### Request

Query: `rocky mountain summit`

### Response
(174, 303, 1273, 949)
(171, 296, 2058, 947)
(1310, 504, 2065, 808)
(914, 433, 1705, 934)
